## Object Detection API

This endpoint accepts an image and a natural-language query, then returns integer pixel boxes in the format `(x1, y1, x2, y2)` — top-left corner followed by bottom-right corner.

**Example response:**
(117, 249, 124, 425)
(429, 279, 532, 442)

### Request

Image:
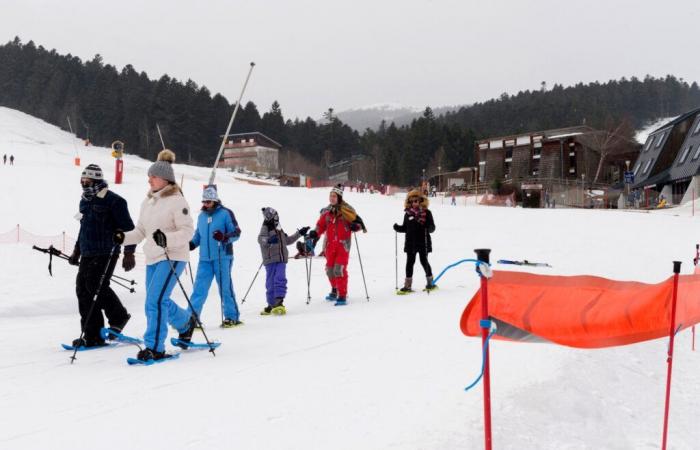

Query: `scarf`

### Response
(82, 180, 108, 201)
(407, 206, 427, 225)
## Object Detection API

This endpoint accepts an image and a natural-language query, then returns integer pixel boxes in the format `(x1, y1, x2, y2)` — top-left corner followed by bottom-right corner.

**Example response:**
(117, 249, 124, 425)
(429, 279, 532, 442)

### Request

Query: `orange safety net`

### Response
(461, 270, 700, 349)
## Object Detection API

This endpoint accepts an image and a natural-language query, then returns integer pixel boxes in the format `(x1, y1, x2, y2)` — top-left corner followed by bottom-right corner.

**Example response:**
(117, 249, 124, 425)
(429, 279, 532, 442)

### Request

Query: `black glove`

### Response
(68, 246, 80, 266)
(113, 229, 125, 245)
(153, 229, 167, 248)
(122, 252, 135, 272)
(350, 223, 362, 232)
(308, 230, 318, 240)
(189, 241, 196, 251)
(213, 230, 225, 242)
(393, 223, 400, 232)
(298, 226, 310, 236)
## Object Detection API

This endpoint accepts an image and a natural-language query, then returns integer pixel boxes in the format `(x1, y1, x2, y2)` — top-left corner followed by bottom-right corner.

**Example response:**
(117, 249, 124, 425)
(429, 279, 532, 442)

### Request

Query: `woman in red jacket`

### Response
(308, 184, 365, 306)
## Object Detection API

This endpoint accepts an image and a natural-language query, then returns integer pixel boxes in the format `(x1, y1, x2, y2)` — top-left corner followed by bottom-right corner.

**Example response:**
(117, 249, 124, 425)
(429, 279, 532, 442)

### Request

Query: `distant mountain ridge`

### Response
(335, 103, 463, 131)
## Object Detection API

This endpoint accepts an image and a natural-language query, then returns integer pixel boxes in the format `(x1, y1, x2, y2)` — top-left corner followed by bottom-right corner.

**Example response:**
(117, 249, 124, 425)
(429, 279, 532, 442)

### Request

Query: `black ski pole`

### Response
(111, 278, 135, 293)
(394, 231, 398, 291)
(163, 250, 216, 356)
(111, 273, 137, 285)
(217, 243, 224, 325)
(187, 261, 194, 285)
(305, 254, 311, 305)
(70, 246, 118, 364)
(353, 233, 370, 301)
(241, 262, 263, 304)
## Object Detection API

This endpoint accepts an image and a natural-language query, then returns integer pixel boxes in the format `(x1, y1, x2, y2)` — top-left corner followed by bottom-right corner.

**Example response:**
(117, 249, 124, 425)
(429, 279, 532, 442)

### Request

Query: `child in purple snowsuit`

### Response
(257, 207, 309, 315)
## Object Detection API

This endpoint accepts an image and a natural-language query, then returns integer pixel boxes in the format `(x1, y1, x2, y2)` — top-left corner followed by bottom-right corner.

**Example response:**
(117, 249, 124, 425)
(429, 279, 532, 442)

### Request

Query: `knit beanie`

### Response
(81, 163, 103, 180)
(330, 183, 344, 200)
(261, 207, 279, 224)
(202, 185, 220, 203)
(148, 149, 176, 183)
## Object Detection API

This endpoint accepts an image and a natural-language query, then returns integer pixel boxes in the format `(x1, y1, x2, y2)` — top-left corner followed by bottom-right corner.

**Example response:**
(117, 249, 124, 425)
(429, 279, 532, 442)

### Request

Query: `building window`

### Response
(655, 131, 666, 148)
(694, 119, 700, 135)
(568, 150, 576, 175)
(644, 137, 654, 152)
(531, 158, 540, 176)
(532, 147, 541, 159)
(693, 146, 700, 161)
(505, 147, 513, 160)
(478, 161, 485, 182)
(643, 158, 654, 174)
(679, 145, 692, 164)
(633, 160, 641, 175)
(504, 161, 512, 179)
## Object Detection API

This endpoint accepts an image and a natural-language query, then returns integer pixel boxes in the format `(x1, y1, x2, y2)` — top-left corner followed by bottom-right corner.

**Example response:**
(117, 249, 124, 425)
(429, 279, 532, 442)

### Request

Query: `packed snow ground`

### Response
(0, 107, 699, 449)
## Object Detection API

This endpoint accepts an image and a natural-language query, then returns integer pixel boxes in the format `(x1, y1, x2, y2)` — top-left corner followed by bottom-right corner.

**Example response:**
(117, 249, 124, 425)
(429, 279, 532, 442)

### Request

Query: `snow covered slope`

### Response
(0, 107, 699, 449)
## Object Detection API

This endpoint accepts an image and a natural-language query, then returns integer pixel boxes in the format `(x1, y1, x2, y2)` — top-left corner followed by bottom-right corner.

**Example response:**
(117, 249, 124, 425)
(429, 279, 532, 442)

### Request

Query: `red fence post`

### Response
(661, 261, 682, 450)
(475, 248, 493, 450)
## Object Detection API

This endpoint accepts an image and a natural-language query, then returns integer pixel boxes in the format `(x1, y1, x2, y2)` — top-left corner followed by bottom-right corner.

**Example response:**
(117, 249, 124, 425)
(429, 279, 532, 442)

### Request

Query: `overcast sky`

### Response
(2, 0, 699, 119)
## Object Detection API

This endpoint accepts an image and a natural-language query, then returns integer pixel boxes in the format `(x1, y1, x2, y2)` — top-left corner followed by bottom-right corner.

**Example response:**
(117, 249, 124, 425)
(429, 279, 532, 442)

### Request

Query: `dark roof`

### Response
(221, 132, 282, 149)
(633, 167, 670, 189)
(631, 126, 673, 186)
(476, 126, 596, 145)
(667, 114, 700, 182)
(647, 107, 700, 136)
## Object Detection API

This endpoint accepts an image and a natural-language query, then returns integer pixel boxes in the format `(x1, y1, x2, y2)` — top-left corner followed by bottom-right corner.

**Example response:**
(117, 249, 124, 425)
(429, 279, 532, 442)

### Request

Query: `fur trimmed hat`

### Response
(261, 207, 279, 224)
(148, 149, 176, 183)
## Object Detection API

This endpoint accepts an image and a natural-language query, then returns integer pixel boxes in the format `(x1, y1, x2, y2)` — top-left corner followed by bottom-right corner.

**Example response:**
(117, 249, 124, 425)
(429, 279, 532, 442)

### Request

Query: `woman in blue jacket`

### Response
(189, 186, 242, 327)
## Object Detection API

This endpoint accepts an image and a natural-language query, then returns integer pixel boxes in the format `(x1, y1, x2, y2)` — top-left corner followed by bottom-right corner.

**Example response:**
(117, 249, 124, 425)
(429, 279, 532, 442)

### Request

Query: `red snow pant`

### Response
(324, 241, 350, 298)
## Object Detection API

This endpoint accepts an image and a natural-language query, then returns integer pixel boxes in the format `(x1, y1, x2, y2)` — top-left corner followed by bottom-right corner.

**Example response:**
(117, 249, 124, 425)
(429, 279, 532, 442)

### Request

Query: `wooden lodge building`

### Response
(219, 132, 281, 173)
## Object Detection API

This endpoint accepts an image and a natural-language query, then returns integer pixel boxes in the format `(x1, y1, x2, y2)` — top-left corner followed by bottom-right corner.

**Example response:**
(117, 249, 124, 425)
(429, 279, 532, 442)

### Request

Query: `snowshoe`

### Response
(396, 287, 414, 295)
(106, 313, 131, 339)
(271, 305, 286, 315)
(325, 289, 338, 301)
(334, 297, 347, 306)
(177, 315, 197, 344)
(128, 348, 178, 365)
(221, 319, 244, 328)
(71, 337, 107, 348)
(100, 328, 143, 344)
(260, 305, 273, 316)
(423, 284, 438, 293)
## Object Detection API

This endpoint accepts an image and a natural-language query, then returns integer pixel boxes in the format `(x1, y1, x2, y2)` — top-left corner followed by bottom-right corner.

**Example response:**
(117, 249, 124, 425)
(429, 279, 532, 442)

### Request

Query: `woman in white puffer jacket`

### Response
(116, 149, 195, 362)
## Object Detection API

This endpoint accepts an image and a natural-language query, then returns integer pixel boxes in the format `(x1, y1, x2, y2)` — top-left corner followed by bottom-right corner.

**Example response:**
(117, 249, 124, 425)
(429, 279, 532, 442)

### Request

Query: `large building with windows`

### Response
(219, 132, 281, 173)
(631, 108, 700, 204)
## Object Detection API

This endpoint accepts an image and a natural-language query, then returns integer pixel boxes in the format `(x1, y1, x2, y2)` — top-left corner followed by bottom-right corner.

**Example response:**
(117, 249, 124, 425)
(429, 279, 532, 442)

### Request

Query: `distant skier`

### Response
(68, 164, 136, 348)
(450, 190, 456, 206)
(2, 154, 6, 165)
(307, 184, 366, 306)
(257, 207, 308, 315)
(188, 186, 243, 327)
(114, 149, 195, 362)
(9, 154, 14, 165)
(394, 190, 436, 294)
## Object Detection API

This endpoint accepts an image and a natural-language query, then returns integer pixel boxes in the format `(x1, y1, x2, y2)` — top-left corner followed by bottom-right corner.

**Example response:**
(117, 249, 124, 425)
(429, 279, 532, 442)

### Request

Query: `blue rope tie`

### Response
(464, 319, 497, 392)
(432, 258, 490, 286)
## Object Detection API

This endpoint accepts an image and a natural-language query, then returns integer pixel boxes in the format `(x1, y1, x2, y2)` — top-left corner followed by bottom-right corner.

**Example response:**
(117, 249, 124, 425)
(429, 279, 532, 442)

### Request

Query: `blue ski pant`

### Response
(144, 260, 191, 353)
(265, 262, 287, 306)
(190, 257, 239, 321)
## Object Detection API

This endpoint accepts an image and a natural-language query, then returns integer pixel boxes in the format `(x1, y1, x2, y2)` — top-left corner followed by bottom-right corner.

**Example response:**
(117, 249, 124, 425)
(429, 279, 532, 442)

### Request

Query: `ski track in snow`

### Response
(0, 106, 699, 449)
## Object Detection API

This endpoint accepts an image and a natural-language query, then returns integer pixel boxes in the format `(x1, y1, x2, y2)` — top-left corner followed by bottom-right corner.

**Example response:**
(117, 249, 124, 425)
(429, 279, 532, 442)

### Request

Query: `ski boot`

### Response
(334, 297, 347, 306)
(396, 277, 413, 295)
(106, 313, 131, 340)
(175, 316, 197, 349)
(271, 298, 286, 315)
(136, 347, 172, 362)
(423, 276, 438, 293)
(72, 336, 107, 348)
(325, 288, 338, 301)
(221, 318, 244, 328)
(260, 305, 273, 316)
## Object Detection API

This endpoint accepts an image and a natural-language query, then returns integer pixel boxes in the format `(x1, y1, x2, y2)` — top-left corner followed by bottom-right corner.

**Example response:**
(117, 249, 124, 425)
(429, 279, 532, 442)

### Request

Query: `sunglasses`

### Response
(410, 198, 420, 203)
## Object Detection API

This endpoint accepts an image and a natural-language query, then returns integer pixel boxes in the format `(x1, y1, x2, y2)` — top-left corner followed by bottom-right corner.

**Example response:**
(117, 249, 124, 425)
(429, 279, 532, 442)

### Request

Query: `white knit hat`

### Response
(202, 186, 220, 203)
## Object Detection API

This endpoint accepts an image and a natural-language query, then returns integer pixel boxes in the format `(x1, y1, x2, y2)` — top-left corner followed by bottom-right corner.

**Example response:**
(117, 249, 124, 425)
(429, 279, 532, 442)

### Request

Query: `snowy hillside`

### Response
(635, 116, 678, 144)
(1, 106, 699, 449)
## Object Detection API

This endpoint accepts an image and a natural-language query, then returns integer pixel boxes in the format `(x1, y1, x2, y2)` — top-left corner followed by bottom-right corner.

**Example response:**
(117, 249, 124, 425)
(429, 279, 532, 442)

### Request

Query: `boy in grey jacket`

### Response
(258, 207, 309, 315)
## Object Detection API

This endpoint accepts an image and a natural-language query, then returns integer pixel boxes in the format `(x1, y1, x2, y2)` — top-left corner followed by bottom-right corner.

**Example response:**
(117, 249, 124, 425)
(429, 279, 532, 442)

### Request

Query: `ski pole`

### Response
(306, 255, 312, 305)
(188, 261, 194, 285)
(353, 233, 370, 301)
(394, 231, 398, 291)
(241, 262, 263, 304)
(111, 273, 137, 285)
(208, 62, 255, 186)
(70, 246, 118, 364)
(111, 278, 135, 293)
(217, 243, 224, 325)
(163, 250, 216, 356)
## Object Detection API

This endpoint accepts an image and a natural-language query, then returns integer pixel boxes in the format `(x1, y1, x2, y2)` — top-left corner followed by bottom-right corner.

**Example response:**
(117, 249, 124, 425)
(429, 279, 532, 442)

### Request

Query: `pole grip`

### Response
(474, 248, 491, 264)
(673, 261, 681, 274)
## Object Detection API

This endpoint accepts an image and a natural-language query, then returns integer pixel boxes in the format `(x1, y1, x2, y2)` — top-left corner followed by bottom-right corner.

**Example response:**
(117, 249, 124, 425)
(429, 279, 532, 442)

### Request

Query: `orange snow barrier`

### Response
(461, 271, 700, 348)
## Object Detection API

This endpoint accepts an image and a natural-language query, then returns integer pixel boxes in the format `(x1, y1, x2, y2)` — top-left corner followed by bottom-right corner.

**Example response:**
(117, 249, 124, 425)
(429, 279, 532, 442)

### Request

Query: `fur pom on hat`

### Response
(148, 149, 176, 182)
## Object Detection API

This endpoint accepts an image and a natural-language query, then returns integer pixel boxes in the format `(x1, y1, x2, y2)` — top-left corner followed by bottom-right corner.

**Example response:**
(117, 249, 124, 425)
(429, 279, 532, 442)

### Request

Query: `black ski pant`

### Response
(75, 253, 128, 342)
(405, 250, 432, 278)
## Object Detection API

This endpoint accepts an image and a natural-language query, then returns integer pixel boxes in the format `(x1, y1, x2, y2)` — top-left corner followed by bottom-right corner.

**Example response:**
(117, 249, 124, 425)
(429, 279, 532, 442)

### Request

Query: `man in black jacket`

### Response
(68, 164, 136, 347)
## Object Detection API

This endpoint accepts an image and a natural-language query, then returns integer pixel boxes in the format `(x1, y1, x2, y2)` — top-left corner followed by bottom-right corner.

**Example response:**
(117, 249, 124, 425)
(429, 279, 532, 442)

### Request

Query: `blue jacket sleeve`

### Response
(191, 214, 201, 249)
(224, 208, 241, 242)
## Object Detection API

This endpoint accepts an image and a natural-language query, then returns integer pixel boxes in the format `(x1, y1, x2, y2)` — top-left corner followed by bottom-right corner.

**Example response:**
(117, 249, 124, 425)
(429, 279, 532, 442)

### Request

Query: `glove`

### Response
(68, 247, 80, 266)
(122, 252, 135, 272)
(267, 235, 279, 244)
(298, 226, 310, 236)
(189, 241, 196, 251)
(350, 223, 362, 232)
(153, 229, 167, 248)
(393, 223, 400, 232)
(308, 230, 318, 240)
(113, 229, 125, 245)
(213, 230, 226, 242)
